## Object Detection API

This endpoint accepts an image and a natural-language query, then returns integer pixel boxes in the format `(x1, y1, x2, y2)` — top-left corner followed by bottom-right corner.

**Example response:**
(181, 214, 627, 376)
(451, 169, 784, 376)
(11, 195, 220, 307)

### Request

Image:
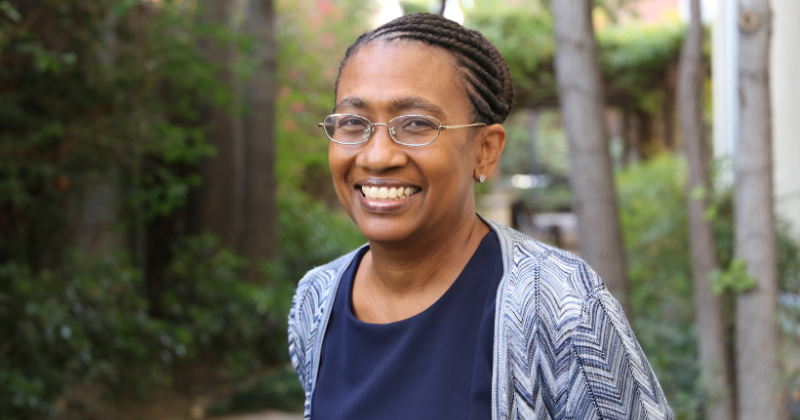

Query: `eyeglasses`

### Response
(318, 114, 487, 147)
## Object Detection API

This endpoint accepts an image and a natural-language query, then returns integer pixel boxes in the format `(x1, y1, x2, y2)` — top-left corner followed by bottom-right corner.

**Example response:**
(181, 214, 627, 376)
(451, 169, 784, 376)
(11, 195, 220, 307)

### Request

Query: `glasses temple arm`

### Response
(441, 123, 488, 130)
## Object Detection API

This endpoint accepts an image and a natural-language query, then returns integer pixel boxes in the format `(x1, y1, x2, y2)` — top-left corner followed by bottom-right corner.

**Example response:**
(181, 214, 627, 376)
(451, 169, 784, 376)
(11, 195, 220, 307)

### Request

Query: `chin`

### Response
(353, 216, 420, 245)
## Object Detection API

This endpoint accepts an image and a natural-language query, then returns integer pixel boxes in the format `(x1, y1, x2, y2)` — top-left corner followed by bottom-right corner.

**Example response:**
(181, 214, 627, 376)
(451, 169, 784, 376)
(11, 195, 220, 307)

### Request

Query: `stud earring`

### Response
(478, 174, 486, 183)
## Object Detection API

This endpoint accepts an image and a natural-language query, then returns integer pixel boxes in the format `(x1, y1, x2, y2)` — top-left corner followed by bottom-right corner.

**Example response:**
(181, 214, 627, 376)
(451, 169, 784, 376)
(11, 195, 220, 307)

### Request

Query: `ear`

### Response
(473, 124, 506, 181)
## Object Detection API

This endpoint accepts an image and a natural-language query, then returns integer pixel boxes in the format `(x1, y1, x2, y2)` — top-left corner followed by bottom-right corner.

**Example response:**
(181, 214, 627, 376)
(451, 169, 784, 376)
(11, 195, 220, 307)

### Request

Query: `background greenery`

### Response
(0, 0, 365, 418)
(2, 1, 799, 419)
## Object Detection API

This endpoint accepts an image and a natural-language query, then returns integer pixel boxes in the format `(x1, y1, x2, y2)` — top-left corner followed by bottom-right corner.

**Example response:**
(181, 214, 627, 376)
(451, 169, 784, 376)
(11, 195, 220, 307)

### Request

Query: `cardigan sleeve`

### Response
(565, 285, 674, 420)
(287, 271, 317, 420)
(288, 266, 324, 395)
(287, 287, 307, 391)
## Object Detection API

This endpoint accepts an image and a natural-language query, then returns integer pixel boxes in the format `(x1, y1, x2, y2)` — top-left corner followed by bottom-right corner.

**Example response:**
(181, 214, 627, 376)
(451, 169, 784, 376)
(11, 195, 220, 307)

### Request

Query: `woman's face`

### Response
(329, 41, 485, 245)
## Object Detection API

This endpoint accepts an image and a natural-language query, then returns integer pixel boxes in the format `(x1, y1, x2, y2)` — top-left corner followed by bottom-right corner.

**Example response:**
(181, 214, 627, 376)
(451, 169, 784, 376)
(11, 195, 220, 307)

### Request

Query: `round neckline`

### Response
(344, 231, 497, 327)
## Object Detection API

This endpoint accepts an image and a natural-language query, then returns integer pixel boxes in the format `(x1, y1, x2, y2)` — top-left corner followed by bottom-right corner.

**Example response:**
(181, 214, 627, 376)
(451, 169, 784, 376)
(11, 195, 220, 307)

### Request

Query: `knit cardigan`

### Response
(288, 219, 674, 419)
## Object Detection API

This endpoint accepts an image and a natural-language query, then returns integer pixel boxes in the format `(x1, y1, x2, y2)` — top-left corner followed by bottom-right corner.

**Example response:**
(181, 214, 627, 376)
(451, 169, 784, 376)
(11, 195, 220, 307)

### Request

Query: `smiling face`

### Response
(329, 40, 484, 245)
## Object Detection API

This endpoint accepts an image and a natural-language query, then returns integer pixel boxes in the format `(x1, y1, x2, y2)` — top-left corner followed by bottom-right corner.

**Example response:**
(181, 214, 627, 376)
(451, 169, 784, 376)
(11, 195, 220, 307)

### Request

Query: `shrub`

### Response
(0, 254, 164, 419)
(617, 155, 800, 419)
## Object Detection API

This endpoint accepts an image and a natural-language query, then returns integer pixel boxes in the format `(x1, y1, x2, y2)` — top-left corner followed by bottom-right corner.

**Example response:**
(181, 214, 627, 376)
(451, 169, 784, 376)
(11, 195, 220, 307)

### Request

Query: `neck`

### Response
(365, 213, 489, 296)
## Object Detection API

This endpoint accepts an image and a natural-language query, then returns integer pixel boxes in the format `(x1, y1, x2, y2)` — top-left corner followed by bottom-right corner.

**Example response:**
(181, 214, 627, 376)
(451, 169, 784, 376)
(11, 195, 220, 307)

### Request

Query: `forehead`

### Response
(335, 41, 468, 118)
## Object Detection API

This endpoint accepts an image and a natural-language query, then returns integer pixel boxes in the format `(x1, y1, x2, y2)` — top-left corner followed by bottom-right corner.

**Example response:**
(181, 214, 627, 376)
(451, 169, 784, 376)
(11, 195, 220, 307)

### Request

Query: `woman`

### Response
(288, 13, 672, 420)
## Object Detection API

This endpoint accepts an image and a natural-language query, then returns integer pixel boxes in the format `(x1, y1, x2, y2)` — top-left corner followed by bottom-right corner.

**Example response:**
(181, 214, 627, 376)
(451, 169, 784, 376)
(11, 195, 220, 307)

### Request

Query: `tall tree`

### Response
(552, 0, 631, 314)
(241, 0, 278, 281)
(199, 0, 244, 249)
(678, 0, 735, 418)
(734, 1, 786, 419)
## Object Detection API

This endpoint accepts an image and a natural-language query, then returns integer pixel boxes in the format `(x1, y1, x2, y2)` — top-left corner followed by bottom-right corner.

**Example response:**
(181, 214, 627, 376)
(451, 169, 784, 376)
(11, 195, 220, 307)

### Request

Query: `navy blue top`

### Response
(312, 231, 503, 420)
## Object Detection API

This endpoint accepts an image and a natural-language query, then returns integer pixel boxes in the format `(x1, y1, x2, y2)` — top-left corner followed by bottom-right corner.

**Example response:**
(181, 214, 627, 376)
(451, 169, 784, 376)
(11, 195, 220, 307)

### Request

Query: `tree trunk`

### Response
(734, 1, 786, 419)
(241, 0, 277, 282)
(552, 0, 631, 316)
(199, 0, 244, 250)
(678, 1, 735, 418)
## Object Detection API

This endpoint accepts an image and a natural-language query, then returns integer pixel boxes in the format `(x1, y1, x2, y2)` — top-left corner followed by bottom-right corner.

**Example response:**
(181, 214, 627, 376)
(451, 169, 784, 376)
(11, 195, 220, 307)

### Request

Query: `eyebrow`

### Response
(334, 97, 371, 112)
(334, 96, 446, 117)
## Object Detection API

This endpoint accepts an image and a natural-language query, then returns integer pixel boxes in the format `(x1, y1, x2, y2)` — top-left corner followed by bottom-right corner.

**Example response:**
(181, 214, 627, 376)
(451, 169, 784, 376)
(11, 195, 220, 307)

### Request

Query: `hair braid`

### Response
(334, 13, 514, 125)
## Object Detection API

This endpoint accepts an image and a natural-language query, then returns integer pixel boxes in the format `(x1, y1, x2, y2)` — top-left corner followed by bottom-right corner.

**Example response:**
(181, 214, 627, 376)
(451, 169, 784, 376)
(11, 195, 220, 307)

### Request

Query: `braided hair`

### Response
(335, 13, 514, 125)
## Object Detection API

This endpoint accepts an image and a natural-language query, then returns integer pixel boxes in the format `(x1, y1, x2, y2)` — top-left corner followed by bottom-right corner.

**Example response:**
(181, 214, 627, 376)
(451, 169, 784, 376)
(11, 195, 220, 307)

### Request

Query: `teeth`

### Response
(361, 185, 419, 200)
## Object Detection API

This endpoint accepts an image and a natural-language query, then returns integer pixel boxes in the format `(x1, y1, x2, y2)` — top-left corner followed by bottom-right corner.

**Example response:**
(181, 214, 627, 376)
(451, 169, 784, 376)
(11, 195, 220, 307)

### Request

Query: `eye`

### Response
(399, 117, 438, 133)
(337, 116, 369, 132)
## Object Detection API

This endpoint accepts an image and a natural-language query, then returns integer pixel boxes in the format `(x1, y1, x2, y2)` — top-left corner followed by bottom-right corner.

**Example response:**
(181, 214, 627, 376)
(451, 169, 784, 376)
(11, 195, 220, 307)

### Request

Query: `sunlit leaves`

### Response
(710, 258, 756, 294)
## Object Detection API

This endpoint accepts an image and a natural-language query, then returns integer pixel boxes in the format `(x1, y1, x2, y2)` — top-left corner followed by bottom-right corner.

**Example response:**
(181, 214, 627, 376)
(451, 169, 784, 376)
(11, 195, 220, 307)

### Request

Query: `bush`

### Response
(617, 156, 701, 418)
(207, 364, 306, 415)
(0, 0, 235, 265)
(617, 155, 800, 419)
(159, 234, 280, 373)
(0, 234, 305, 419)
(0, 189, 364, 419)
(0, 254, 164, 419)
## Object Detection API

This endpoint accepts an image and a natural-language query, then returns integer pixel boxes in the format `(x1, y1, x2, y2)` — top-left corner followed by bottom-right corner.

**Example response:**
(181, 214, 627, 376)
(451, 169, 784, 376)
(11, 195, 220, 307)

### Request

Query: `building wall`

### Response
(771, 0, 800, 239)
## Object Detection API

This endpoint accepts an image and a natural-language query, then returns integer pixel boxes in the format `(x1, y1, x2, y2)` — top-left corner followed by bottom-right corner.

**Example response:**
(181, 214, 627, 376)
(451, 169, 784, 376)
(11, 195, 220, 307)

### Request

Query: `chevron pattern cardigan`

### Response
(288, 219, 674, 419)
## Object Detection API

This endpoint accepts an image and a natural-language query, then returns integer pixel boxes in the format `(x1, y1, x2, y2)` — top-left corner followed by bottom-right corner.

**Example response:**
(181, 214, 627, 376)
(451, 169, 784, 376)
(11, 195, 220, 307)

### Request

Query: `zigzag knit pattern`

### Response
(288, 221, 674, 419)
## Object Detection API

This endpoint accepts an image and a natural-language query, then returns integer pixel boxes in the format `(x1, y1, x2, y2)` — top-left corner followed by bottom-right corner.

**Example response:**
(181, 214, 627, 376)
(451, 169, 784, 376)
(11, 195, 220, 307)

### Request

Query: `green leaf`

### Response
(0, 1, 21, 22)
(703, 204, 718, 221)
(710, 258, 757, 294)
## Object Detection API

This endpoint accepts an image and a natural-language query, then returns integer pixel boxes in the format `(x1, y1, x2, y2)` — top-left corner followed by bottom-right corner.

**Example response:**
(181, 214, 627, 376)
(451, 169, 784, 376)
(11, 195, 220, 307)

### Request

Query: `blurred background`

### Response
(2, 0, 799, 419)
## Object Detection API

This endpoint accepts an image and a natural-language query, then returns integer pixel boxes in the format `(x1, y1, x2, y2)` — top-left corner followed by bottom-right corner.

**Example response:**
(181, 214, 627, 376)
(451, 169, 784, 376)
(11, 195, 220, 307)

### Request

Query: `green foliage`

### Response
(598, 22, 685, 112)
(274, 0, 372, 194)
(778, 220, 800, 293)
(617, 156, 701, 419)
(160, 234, 287, 371)
(0, 233, 304, 420)
(710, 258, 756, 294)
(1, 0, 369, 416)
(207, 364, 306, 415)
(193, 192, 365, 417)
(0, 0, 235, 263)
(275, 191, 366, 283)
(466, 6, 686, 112)
(617, 155, 800, 419)
(0, 0, 277, 417)
(0, 254, 164, 419)
(466, 4, 557, 108)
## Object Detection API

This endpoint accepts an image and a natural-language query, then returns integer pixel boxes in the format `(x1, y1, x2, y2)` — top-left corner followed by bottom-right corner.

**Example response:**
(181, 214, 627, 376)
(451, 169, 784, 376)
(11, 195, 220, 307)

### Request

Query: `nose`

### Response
(355, 124, 408, 173)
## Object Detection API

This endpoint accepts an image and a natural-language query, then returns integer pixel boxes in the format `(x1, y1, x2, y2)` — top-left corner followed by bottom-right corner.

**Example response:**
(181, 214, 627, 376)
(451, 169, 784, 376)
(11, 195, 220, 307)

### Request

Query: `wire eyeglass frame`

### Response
(318, 114, 487, 147)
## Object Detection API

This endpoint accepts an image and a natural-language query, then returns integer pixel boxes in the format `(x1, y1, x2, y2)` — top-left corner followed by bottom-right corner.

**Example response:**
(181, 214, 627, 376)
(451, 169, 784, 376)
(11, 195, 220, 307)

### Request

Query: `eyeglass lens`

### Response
(322, 115, 441, 145)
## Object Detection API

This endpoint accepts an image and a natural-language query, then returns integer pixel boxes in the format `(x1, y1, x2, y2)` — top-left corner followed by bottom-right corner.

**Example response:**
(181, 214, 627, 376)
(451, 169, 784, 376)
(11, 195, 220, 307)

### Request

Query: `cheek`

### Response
(328, 145, 354, 195)
(422, 138, 475, 188)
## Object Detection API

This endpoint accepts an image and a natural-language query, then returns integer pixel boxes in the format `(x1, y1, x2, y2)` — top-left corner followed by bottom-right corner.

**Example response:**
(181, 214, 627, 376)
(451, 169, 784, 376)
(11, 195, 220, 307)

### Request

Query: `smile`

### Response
(358, 185, 420, 201)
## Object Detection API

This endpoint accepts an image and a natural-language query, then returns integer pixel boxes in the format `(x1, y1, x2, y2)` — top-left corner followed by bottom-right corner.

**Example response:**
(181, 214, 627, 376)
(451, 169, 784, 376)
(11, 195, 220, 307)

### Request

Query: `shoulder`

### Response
(490, 220, 622, 339)
(491, 222, 672, 418)
(490, 220, 605, 302)
(290, 247, 364, 322)
(288, 246, 366, 390)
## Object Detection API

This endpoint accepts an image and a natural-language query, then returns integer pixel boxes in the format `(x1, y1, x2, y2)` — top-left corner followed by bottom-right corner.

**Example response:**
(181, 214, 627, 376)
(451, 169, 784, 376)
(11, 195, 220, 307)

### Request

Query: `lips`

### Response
(354, 180, 422, 210)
